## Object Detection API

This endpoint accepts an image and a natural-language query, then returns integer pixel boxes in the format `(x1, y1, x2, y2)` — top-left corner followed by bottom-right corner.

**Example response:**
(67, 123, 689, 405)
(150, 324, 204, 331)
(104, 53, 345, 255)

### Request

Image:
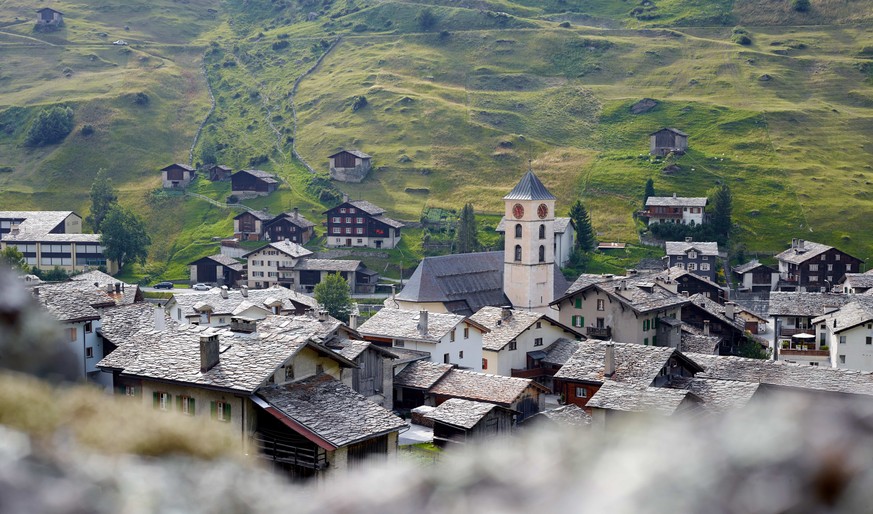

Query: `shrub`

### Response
(352, 23, 369, 32)
(732, 34, 752, 45)
(0, 166, 13, 173)
(25, 106, 74, 146)
(133, 92, 150, 105)
(351, 95, 368, 112)
(792, 0, 810, 12)
(249, 154, 269, 166)
(559, 21, 571, 28)
(416, 8, 438, 30)
(81, 124, 94, 136)
(272, 40, 289, 50)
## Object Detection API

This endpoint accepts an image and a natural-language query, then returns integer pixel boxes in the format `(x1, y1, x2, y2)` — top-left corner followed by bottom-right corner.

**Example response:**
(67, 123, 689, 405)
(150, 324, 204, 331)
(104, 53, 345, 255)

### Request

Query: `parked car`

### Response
(112, 40, 128, 46)
(192, 283, 211, 291)
(154, 281, 174, 290)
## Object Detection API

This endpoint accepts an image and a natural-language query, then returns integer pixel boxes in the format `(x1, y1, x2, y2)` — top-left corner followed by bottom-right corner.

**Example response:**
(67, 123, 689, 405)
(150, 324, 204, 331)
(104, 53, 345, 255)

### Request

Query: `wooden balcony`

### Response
(640, 210, 682, 219)
(586, 326, 612, 339)
(779, 328, 814, 337)
(511, 367, 557, 379)
(779, 348, 830, 358)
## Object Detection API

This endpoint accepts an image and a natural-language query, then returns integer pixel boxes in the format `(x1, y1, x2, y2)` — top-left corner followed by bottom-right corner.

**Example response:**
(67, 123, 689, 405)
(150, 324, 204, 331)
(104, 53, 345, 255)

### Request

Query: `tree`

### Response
(569, 200, 595, 252)
(416, 8, 438, 30)
(710, 184, 733, 246)
(643, 178, 655, 209)
(25, 106, 74, 146)
(454, 203, 479, 254)
(0, 247, 27, 272)
(314, 272, 353, 323)
(738, 336, 770, 360)
(792, 0, 810, 12)
(87, 168, 118, 232)
(100, 205, 151, 270)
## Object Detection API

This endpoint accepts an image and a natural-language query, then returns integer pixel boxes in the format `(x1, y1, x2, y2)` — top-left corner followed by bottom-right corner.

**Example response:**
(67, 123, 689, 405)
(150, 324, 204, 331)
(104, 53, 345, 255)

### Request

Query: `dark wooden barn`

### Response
(649, 128, 688, 157)
(231, 169, 278, 196)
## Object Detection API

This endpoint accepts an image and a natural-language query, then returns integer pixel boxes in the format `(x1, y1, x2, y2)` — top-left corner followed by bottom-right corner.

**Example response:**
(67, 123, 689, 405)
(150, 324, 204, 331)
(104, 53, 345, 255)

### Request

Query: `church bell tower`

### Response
(503, 170, 556, 313)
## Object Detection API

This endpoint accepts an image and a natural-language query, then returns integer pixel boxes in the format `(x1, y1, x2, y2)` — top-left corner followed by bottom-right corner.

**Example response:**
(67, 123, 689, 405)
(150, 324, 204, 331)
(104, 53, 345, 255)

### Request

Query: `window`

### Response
(575, 387, 588, 398)
(575, 298, 582, 309)
(450, 329, 456, 342)
(597, 299, 605, 311)
(514, 245, 522, 262)
(539, 224, 546, 239)
(810, 275, 818, 283)
(688, 263, 697, 271)
(153, 392, 171, 411)
(339, 208, 346, 214)
(212, 401, 231, 422)
(84, 321, 93, 333)
(394, 340, 405, 348)
(316, 364, 324, 375)
(700, 263, 710, 271)
(345, 228, 352, 234)
(827, 264, 833, 272)
(835, 254, 841, 261)
(702, 255, 709, 261)
(839, 355, 846, 364)
(348, 208, 355, 214)
(534, 337, 543, 347)
(840, 335, 847, 344)
(459, 351, 464, 359)
(345, 217, 352, 224)
(809, 264, 818, 272)
(464, 327, 469, 339)
(508, 340, 517, 351)
(177, 395, 195, 416)
(676, 255, 683, 260)
(332, 217, 341, 223)
(866, 337, 872, 345)
(444, 353, 450, 364)
(643, 319, 650, 331)
(285, 366, 294, 380)
(536, 322, 542, 329)
(482, 359, 488, 370)
(688, 251, 697, 259)
(356, 217, 364, 224)
(67, 327, 77, 341)
(538, 245, 545, 263)
(571, 315, 584, 328)
(357, 239, 363, 243)
(124, 385, 137, 397)
(515, 224, 522, 238)
(85, 347, 93, 358)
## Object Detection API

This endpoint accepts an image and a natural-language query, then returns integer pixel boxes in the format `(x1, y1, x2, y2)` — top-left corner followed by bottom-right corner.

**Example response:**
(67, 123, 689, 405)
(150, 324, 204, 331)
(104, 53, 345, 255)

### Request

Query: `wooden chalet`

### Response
(328, 150, 372, 183)
(233, 210, 274, 241)
(206, 164, 232, 181)
(161, 163, 196, 188)
(263, 208, 315, 245)
(733, 260, 779, 293)
(426, 398, 514, 446)
(775, 239, 863, 292)
(36, 7, 63, 26)
(188, 254, 244, 287)
(649, 127, 688, 156)
(231, 169, 278, 196)
(324, 200, 403, 249)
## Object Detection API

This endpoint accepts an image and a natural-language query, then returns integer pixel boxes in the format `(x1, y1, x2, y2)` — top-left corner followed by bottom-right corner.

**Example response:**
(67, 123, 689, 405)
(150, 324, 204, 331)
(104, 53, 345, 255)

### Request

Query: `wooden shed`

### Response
(207, 164, 232, 181)
(425, 398, 514, 446)
(649, 128, 688, 157)
(231, 169, 278, 196)
(161, 163, 196, 188)
(36, 7, 63, 26)
(328, 150, 372, 183)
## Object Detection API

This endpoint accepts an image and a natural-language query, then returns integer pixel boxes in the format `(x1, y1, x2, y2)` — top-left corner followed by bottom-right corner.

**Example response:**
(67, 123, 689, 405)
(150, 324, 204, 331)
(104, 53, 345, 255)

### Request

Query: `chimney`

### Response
(154, 305, 166, 331)
(685, 236, 693, 243)
(293, 207, 299, 220)
(115, 283, 121, 294)
(501, 306, 513, 320)
(604, 343, 615, 378)
(621, 280, 627, 291)
(105, 284, 114, 294)
(240, 285, 248, 297)
(672, 192, 677, 198)
(390, 284, 396, 300)
(220, 286, 228, 299)
(791, 238, 798, 249)
(682, 291, 690, 297)
(199, 332, 220, 372)
(349, 313, 358, 330)
(417, 310, 429, 336)
(33, 287, 39, 297)
(342, 193, 350, 203)
(725, 302, 735, 320)
(798, 239, 805, 250)
(703, 320, 710, 336)
(318, 310, 328, 322)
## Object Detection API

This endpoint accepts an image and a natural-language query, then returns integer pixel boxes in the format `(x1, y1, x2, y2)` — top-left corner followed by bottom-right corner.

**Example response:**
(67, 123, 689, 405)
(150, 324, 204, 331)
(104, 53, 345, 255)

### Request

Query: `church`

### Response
(393, 170, 571, 315)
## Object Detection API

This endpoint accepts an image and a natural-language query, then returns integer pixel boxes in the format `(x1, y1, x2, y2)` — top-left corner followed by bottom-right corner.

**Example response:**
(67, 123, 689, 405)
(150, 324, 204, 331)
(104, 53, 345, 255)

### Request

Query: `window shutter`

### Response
(580, 316, 584, 328)
(223, 402, 231, 420)
(153, 392, 159, 409)
(210, 401, 217, 419)
(176, 395, 182, 411)
(189, 397, 196, 415)
(117, 385, 125, 395)
(575, 298, 581, 309)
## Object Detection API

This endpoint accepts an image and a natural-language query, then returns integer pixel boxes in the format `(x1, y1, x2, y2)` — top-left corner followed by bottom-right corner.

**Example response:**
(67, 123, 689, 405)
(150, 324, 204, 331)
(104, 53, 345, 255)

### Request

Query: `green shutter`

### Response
(644, 338, 649, 346)
(223, 402, 231, 421)
(210, 401, 217, 419)
(176, 395, 182, 411)
(579, 316, 584, 328)
(652, 335, 657, 346)
(575, 298, 582, 309)
(189, 398, 196, 415)
(153, 391, 159, 409)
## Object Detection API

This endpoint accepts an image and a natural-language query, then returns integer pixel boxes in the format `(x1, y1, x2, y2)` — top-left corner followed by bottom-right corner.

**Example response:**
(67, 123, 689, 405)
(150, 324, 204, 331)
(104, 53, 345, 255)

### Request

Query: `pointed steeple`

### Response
(503, 170, 556, 201)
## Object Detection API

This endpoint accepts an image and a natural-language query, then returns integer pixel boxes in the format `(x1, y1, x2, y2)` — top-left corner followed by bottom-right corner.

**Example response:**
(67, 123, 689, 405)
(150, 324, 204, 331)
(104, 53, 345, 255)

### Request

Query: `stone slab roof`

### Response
(67, 271, 140, 305)
(470, 307, 571, 352)
(36, 289, 101, 323)
(161, 163, 194, 172)
(294, 258, 362, 272)
(258, 374, 405, 448)
(329, 150, 371, 159)
(326, 339, 397, 361)
(189, 254, 244, 272)
(234, 210, 274, 221)
(374, 215, 405, 229)
(238, 169, 278, 183)
(655, 266, 723, 291)
(768, 292, 850, 317)
(388, 348, 432, 365)
(99, 303, 173, 350)
(0, 211, 74, 238)
(680, 333, 720, 355)
(424, 398, 503, 430)
(531, 404, 591, 427)
(733, 260, 777, 275)
(841, 273, 873, 289)
(650, 127, 688, 137)
(169, 286, 318, 319)
(541, 338, 581, 366)
(357, 308, 469, 343)
(503, 170, 556, 201)
(495, 216, 572, 234)
(664, 241, 719, 257)
(4, 232, 102, 243)
(243, 240, 313, 259)
(645, 196, 707, 208)
(554, 341, 702, 386)
(557, 270, 688, 314)
(774, 241, 834, 265)
(687, 352, 873, 397)
(268, 212, 316, 229)
(349, 200, 386, 216)
(586, 382, 693, 416)
(429, 368, 542, 406)
(393, 360, 453, 390)
(686, 294, 746, 333)
(812, 299, 873, 334)
(669, 377, 760, 414)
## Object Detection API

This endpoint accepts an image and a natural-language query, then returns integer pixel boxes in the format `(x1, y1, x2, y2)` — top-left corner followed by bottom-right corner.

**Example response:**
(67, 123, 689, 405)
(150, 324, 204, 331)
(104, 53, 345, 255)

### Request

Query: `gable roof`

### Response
(425, 398, 507, 430)
(430, 368, 546, 405)
(266, 212, 316, 229)
(840, 273, 873, 288)
(234, 210, 274, 221)
(99, 303, 172, 350)
(664, 241, 719, 257)
(393, 360, 454, 390)
(554, 341, 703, 386)
(645, 196, 708, 208)
(655, 265, 723, 290)
(188, 254, 244, 272)
(586, 382, 695, 416)
(237, 169, 278, 183)
(294, 258, 362, 272)
(529, 404, 591, 427)
(553, 271, 689, 314)
(768, 292, 850, 317)
(357, 308, 483, 343)
(650, 127, 688, 137)
(326, 339, 398, 361)
(168, 285, 319, 319)
(37, 7, 63, 14)
(732, 260, 778, 275)
(680, 333, 720, 355)
(160, 163, 194, 172)
(257, 374, 405, 449)
(329, 149, 371, 159)
(503, 170, 556, 201)
(541, 338, 581, 366)
(349, 200, 385, 215)
(242, 240, 313, 259)
(669, 376, 760, 414)
(811, 299, 873, 334)
(0, 210, 77, 238)
(67, 270, 141, 305)
(685, 294, 746, 333)
(774, 240, 861, 265)
(470, 306, 580, 352)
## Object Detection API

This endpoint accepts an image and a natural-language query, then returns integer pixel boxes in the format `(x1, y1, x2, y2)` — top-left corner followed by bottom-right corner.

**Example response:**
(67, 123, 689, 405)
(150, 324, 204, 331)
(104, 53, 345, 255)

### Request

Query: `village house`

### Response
(775, 238, 863, 292)
(244, 240, 313, 289)
(233, 210, 274, 241)
(655, 265, 725, 303)
(164, 285, 320, 327)
(231, 169, 279, 197)
(812, 298, 873, 371)
(551, 271, 688, 347)
(98, 315, 404, 480)
(357, 308, 489, 371)
(324, 200, 404, 249)
(495, 216, 576, 267)
(263, 208, 316, 245)
(326, 339, 398, 409)
(290, 258, 379, 294)
(840, 271, 873, 294)
(187, 254, 244, 287)
(585, 381, 702, 427)
(663, 239, 720, 283)
(425, 398, 515, 446)
(553, 341, 703, 412)
(328, 150, 372, 183)
(642, 194, 707, 226)
(649, 128, 688, 157)
(392, 360, 453, 411)
(468, 306, 582, 379)
(769, 291, 850, 365)
(161, 163, 196, 188)
(680, 295, 747, 355)
(206, 164, 232, 182)
(0, 211, 118, 274)
(524, 404, 591, 429)
(733, 260, 780, 293)
(35, 7, 63, 27)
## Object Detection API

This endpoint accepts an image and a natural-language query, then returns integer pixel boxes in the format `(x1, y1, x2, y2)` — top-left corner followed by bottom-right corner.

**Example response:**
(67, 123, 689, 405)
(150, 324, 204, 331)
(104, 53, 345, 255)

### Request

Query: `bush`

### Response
(272, 40, 289, 50)
(351, 95, 368, 112)
(25, 106, 74, 146)
(133, 92, 150, 105)
(792, 0, 810, 12)
(416, 8, 438, 30)
(352, 23, 369, 32)
(732, 34, 752, 45)
(559, 21, 571, 28)
(81, 124, 94, 136)
(0, 166, 13, 173)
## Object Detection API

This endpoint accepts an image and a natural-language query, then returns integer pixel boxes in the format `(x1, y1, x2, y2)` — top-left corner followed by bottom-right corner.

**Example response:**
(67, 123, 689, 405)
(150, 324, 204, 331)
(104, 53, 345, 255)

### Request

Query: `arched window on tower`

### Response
(539, 224, 546, 240)
(539, 245, 545, 263)
(514, 245, 522, 262)
(515, 224, 522, 239)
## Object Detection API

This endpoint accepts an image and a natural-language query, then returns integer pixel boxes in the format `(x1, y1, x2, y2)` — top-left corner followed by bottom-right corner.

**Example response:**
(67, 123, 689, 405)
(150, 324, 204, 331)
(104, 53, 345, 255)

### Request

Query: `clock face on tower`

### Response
(512, 203, 524, 219)
(537, 203, 548, 219)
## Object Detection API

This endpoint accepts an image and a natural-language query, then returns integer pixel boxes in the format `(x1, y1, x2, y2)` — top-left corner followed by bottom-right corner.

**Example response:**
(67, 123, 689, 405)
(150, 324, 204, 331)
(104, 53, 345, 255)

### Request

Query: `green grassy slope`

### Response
(3, 0, 873, 279)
